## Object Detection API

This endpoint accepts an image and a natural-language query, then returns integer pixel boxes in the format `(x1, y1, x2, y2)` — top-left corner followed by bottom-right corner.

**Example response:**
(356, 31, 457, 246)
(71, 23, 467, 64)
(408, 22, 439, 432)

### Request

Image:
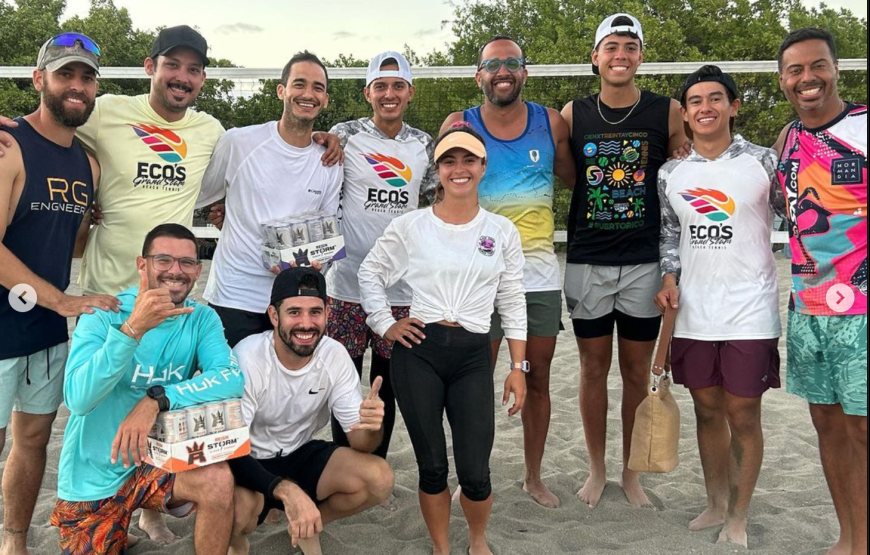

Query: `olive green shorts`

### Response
(786, 311, 867, 416)
(489, 290, 564, 340)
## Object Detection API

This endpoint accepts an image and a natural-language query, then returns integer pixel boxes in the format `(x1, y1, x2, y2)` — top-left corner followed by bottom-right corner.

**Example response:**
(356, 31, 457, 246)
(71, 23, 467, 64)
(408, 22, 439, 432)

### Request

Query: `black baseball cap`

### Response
(150, 25, 209, 66)
(679, 65, 739, 106)
(270, 267, 328, 307)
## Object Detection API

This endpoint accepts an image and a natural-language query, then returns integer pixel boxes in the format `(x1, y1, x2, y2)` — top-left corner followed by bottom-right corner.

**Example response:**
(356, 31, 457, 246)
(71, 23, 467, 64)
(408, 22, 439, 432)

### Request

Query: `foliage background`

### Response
(1, 0, 867, 228)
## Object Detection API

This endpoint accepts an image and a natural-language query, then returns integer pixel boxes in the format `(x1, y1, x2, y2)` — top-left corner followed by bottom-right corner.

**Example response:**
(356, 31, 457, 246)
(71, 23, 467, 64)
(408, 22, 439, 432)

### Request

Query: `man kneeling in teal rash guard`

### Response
(50, 223, 244, 555)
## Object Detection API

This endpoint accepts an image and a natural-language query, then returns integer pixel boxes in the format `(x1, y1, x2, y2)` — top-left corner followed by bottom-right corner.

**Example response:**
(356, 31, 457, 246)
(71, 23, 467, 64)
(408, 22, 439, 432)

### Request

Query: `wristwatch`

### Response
(509, 361, 530, 374)
(146, 385, 170, 412)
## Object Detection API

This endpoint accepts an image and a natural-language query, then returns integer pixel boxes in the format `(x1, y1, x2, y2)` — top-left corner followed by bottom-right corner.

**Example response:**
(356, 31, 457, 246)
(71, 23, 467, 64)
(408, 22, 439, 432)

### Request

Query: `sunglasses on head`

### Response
(478, 57, 525, 74)
(48, 33, 101, 57)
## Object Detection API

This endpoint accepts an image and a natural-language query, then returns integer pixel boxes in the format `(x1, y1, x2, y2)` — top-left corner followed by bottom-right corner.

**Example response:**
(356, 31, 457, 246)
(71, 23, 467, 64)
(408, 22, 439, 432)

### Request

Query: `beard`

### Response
(150, 271, 194, 306)
(482, 77, 522, 107)
(42, 87, 95, 128)
(277, 320, 324, 358)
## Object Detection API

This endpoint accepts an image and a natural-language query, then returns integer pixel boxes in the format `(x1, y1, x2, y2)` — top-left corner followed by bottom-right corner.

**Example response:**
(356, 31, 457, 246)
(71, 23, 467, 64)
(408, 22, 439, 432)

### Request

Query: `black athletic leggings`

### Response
(330, 353, 396, 459)
(391, 324, 494, 502)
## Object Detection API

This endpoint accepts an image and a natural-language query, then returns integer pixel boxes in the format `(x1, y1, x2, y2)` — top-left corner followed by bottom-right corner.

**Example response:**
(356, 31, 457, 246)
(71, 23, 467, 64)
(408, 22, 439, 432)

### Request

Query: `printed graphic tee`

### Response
(326, 118, 435, 305)
(659, 136, 783, 340)
(777, 104, 867, 316)
(568, 91, 671, 265)
(77, 94, 224, 295)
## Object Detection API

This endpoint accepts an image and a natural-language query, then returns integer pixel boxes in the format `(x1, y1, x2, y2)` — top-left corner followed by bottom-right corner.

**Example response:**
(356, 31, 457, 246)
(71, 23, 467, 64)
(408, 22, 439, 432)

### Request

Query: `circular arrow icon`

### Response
(9, 284, 38, 313)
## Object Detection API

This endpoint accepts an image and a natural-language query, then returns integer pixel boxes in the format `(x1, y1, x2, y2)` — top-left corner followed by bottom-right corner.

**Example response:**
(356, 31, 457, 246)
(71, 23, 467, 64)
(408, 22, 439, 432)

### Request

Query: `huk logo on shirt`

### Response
(477, 235, 496, 256)
(129, 123, 189, 191)
(363, 152, 411, 213)
(680, 188, 735, 249)
(31, 178, 90, 215)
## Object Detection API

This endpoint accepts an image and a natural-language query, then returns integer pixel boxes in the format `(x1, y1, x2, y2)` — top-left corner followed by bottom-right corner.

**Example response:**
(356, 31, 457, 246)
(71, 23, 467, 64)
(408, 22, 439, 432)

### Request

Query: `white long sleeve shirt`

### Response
(359, 207, 527, 340)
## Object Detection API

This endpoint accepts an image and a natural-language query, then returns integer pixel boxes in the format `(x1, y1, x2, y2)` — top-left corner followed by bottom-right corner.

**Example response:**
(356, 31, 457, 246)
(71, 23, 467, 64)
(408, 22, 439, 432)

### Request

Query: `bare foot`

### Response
(263, 508, 282, 524)
(298, 535, 323, 555)
(576, 472, 607, 508)
(468, 539, 494, 555)
(0, 538, 34, 555)
(716, 517, 748, 548)
(621, 470, 654, 508)
(689, 507, 726, 531)
(432, 546, 450, 555)
(523, 480, 561, 508)
(228, 534, 250, 555)
(138, 509, 181, 544)
(823, 539, 851, 555)
(379, 493, 398, 511)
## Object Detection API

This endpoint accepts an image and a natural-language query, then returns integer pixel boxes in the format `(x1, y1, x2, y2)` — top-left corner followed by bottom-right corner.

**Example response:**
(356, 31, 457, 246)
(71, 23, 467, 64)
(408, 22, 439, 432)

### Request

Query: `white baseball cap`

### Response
(594, 13, 644, 49)
(366, 51, 413, 87)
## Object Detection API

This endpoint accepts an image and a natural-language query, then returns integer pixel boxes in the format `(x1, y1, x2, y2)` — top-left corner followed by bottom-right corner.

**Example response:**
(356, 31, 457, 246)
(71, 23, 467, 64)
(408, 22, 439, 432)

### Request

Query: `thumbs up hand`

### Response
(351, 376, 385, 432)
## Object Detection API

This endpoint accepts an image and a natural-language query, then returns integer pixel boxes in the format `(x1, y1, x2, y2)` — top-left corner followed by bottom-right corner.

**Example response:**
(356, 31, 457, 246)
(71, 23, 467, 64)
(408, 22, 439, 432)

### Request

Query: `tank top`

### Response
(567, 91, 671, 265)
(777, 104, 867, 316)
(464, 102, 560, 292)
(0, 118, 94, 359)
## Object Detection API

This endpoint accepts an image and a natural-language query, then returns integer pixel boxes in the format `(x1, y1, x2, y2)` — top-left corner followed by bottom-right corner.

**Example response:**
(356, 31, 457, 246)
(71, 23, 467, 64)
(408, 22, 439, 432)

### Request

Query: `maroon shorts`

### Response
(670, 338, 781, 398)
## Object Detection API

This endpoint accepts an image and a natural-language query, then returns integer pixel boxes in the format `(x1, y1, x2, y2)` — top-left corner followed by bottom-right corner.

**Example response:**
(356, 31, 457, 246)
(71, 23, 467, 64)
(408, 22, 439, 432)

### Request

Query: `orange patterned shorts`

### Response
(50, 465, 192, 555)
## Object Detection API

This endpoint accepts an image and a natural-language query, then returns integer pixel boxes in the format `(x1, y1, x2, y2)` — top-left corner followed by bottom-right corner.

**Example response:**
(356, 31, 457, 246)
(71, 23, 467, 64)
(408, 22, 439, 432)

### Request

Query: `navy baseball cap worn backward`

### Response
(271, 267, 328, 306)
(680, 65, 739, 105)
(151, 25, 209, 66)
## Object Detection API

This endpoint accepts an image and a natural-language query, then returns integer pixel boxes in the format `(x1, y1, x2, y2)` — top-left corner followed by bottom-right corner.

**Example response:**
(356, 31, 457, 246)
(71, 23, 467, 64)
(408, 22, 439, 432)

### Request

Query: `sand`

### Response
(0, 253, 844, 555)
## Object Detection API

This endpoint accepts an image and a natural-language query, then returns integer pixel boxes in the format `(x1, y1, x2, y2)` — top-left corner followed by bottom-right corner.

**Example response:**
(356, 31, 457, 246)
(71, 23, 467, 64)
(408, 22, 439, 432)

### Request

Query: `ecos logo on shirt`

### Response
(680, 188, 735, 249)
(363, 152, 412, 212)
(129, 123, 189, 190)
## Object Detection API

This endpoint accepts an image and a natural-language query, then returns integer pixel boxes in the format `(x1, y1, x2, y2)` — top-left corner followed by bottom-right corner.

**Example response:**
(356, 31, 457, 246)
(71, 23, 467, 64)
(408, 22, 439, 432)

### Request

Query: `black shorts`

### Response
(256, 440, 341, 525)
(209, 303, 272, 348)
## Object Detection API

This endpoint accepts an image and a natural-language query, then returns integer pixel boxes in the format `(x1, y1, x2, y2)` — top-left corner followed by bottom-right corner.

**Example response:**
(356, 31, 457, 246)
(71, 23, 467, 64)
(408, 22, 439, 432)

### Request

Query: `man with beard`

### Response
(326, 52, 436, 498)
(439, 36, 575, 508)
(49, 223, 244, 555)
(228, 267, 393, 555)
(773, 28, 866, 555)
(560, 13, 686, 509)
(197, 51, 342, 348)
(0, 34, 120, 555)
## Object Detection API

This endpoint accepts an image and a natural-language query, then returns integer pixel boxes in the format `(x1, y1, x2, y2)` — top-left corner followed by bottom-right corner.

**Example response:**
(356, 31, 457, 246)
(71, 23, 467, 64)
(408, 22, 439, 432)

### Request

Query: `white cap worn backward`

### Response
(366, 51, 413, 87)
(594, 13, 644, 49)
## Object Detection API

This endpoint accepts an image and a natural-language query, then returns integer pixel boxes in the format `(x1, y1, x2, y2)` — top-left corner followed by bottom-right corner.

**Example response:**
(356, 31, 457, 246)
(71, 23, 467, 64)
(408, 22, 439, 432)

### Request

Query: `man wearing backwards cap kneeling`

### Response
(228, 267, 394, 555)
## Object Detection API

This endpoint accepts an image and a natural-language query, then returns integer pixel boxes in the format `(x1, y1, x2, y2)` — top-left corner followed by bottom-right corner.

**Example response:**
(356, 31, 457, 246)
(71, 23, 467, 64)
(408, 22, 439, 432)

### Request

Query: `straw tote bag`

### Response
(628, 305, 680, 473)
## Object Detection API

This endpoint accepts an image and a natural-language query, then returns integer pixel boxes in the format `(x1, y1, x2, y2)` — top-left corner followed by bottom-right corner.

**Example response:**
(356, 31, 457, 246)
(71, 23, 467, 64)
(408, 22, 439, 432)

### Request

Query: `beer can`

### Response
(205, 403, 227, 434)
(161, 410, 189, 443)
(224, 399, 244, 430)
(289, 221, 310, 247)
(306, 217, 325, 242)
(261, 223, 279, 248)
(321, 215, 339, 238)
(275, 226, 295, 249)
(186, 406, 208, 438)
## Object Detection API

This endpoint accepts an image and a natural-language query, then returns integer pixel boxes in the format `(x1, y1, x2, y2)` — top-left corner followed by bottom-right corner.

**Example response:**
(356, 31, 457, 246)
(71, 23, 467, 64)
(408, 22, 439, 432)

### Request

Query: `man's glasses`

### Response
(478, 57, 525, 74)
(48, 33, 101, 57)
(145, 254, 200, 273)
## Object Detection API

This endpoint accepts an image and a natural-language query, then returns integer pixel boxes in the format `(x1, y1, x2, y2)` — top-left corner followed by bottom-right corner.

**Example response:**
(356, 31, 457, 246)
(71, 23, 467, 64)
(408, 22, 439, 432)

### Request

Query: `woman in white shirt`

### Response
(359, 122, 528, 555)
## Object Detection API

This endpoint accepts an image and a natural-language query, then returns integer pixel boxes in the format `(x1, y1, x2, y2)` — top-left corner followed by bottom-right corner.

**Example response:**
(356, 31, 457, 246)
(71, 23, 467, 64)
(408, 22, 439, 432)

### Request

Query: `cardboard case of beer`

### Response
(145, 399, 251, 473)
(261, 210, 346, 268)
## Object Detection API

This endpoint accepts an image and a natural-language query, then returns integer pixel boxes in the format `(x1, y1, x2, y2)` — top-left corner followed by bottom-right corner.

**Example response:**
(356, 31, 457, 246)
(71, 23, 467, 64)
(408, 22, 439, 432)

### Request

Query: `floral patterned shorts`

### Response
(327, 298, 409, 359)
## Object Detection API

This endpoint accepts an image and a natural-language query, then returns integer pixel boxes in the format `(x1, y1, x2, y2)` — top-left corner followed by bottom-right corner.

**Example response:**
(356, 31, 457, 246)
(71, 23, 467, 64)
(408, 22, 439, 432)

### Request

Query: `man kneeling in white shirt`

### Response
(228, 267, 394, 555)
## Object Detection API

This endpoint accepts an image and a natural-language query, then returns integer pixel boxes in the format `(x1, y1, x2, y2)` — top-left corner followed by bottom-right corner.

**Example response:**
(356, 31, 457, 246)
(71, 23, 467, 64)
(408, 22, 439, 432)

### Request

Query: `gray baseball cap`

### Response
(37, 33, 101, 74)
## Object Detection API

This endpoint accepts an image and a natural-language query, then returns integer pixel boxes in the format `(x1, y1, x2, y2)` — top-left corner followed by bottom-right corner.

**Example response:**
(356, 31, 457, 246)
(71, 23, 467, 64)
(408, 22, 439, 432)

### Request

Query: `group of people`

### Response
(0, 11, 864, 555)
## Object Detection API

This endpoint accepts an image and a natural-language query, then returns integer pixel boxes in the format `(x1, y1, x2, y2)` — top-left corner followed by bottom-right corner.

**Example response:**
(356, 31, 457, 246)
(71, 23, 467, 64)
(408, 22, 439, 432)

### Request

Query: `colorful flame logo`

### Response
(128, 123, 188, 163)
(363, 153, 412, 187)
(679, 188, 736, 221)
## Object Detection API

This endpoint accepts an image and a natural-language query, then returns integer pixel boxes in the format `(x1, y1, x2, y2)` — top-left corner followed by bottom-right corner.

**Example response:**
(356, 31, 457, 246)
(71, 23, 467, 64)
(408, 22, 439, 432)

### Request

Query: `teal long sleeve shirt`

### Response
(57, 287, 244, 501)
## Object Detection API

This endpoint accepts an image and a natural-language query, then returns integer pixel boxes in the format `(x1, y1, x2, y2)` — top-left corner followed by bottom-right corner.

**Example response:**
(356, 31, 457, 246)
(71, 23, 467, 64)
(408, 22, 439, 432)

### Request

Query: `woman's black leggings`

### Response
(391, 324, 494, 502)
